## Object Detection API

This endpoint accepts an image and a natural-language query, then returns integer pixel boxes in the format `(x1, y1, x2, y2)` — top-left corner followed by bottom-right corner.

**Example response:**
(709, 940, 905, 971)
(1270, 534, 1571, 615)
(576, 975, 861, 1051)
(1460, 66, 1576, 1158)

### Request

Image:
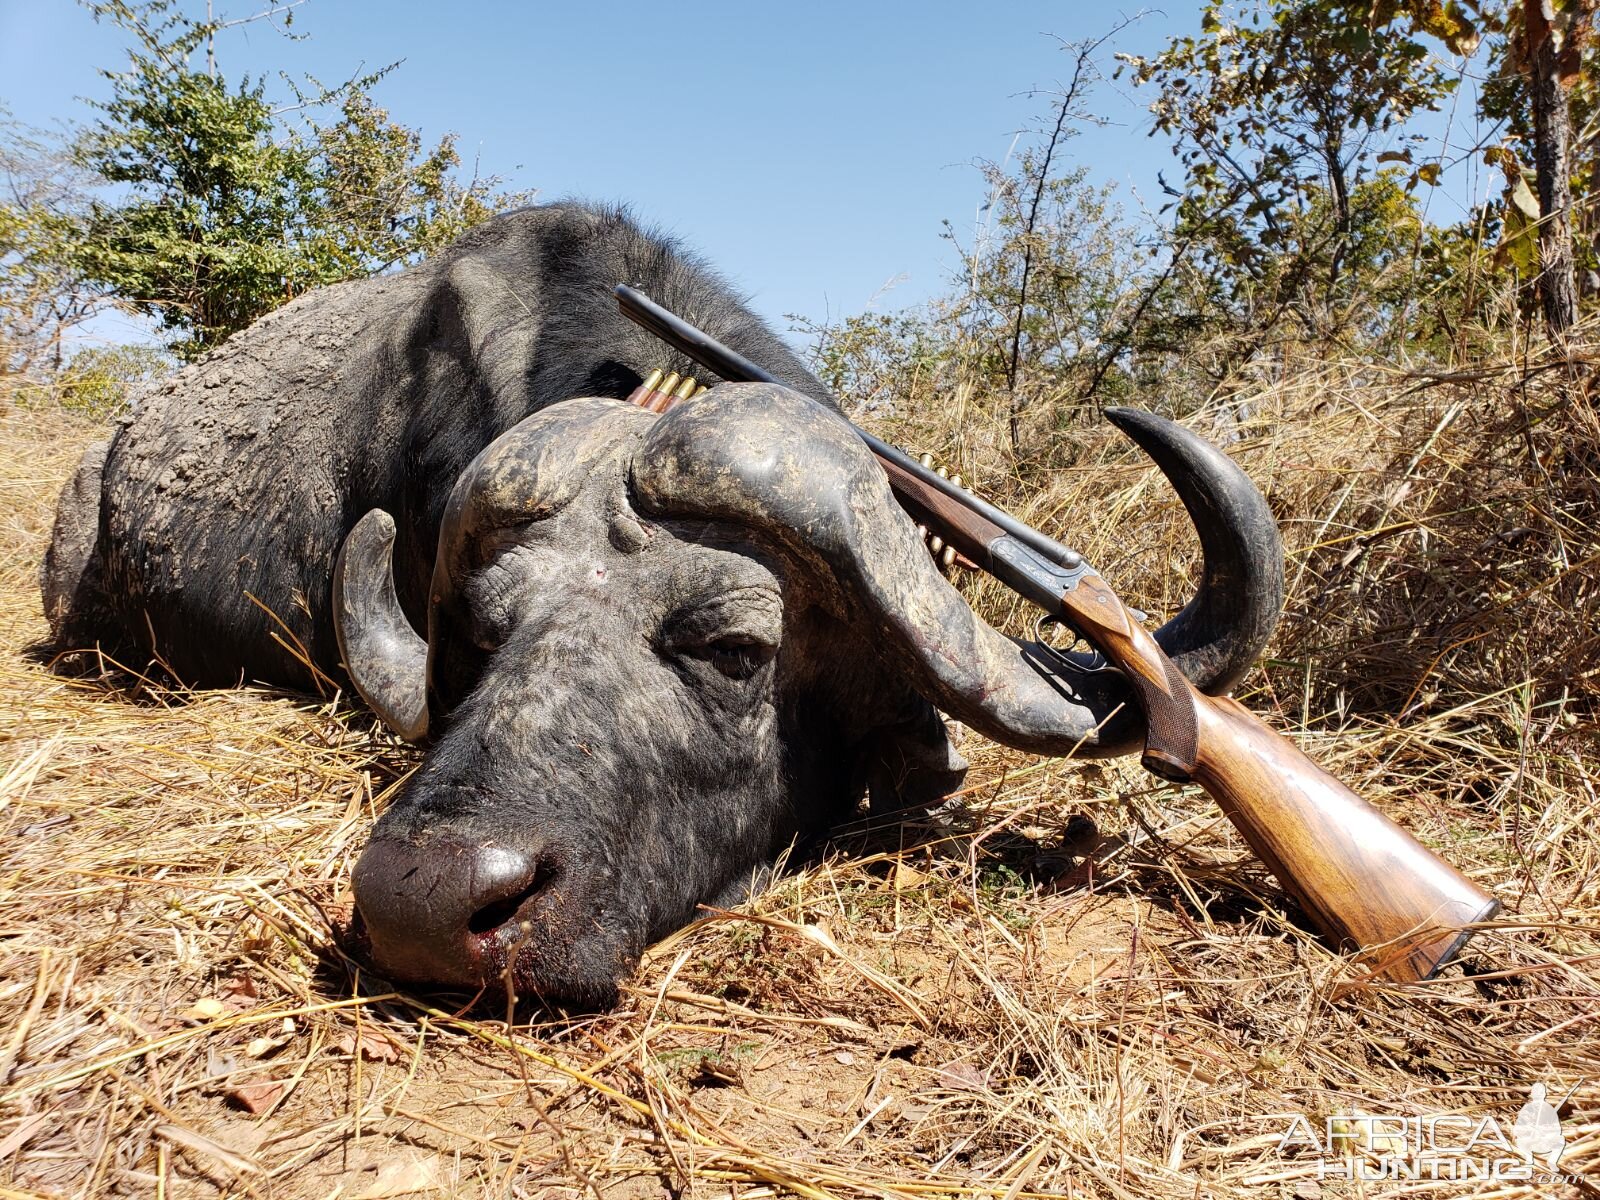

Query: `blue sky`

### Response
(0, 1, 1497, 348)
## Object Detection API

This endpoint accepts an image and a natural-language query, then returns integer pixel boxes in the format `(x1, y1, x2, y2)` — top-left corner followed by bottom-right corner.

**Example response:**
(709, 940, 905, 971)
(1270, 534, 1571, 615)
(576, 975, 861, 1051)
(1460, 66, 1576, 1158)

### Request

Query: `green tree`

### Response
(73, 5, 318, 358)
(797, 308, 948, 419)
(303, 90, 516, 279)
(1121, 0, 1457, 348)
(948, 29, 1147, 454)
(55, 342, 173, 414)
(72, 0, 529, 359)
(1464, 1, 1596, 331)
(798, 161, 1162, 473)
(949, 164, 1152, 416)
(1361, 0, 1595, 334)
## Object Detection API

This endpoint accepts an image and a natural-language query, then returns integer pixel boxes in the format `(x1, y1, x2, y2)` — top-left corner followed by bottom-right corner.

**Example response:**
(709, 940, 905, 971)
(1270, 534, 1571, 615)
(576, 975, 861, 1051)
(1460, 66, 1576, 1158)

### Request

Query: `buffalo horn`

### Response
(333, 508, 430, 741)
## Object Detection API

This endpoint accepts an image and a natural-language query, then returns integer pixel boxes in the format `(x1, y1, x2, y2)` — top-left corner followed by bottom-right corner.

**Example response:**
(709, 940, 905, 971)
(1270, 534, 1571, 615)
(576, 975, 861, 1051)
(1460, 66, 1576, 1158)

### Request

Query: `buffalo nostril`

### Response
(464, 857, 556, 940)
(467, 859, 552, 936)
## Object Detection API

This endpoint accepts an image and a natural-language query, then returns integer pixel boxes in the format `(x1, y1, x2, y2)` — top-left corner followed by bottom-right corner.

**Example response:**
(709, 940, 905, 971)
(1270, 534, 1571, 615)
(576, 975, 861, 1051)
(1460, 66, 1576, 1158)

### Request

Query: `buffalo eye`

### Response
(661, 585, 782, 680)
(697, 634, 777, 680)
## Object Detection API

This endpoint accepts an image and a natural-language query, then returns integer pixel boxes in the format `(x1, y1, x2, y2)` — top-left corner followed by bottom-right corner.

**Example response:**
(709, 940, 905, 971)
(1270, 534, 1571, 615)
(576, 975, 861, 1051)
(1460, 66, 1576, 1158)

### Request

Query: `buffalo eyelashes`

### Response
(710, 635, 777, 678)
(658, 629, 777, 680)
(688, 634, 777, 680)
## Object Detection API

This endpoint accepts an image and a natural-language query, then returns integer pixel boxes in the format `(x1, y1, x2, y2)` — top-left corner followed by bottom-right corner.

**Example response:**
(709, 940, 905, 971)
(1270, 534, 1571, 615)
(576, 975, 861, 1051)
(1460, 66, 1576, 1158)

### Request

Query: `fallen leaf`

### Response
(244, 1035, 284, 1059)
(890, 862, 929, 891)
(337, 1028, 404, 1063)
(935, 1061, 990, 1090)
(205, 1049, 239, 1078)
(898, 1099, 933, 1122)
(347, 1156, 442, 1199)
(226, 1080, 286, 1115)
(185, 997, 228, 1021)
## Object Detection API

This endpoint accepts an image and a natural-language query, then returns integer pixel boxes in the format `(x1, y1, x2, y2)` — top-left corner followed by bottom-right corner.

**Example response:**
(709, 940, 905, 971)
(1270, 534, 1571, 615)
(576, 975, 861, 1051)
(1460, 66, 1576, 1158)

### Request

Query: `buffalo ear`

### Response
(333, 508, 429, 741)
(864, 700, 969, 816)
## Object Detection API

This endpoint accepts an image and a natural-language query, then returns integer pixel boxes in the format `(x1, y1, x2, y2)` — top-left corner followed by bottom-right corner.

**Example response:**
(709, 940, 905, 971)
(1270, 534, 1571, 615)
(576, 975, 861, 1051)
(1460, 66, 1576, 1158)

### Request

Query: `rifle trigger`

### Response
(1031, 613, 1121, 677)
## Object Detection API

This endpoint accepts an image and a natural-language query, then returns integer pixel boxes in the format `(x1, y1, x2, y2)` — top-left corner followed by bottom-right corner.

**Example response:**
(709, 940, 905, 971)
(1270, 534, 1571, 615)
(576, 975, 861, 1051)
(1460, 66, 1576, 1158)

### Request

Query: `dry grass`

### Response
(1, 339, 1598, 1199)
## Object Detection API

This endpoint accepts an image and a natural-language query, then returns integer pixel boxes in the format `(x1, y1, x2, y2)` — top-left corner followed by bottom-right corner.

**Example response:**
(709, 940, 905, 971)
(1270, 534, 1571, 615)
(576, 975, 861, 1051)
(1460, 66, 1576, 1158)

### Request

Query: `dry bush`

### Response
(1, 337, 1598, 1198)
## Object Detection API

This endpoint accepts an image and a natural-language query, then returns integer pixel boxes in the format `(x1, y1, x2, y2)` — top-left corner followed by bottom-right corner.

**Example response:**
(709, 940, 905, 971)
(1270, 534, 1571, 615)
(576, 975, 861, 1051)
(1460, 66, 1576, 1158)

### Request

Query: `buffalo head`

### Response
(333, 384, 1282, 1007)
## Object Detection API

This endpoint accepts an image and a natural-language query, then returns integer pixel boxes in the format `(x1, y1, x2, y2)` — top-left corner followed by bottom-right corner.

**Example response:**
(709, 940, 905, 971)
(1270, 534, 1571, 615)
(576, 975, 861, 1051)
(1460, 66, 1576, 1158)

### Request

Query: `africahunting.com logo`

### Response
(1260, 1083, 1581, 1183)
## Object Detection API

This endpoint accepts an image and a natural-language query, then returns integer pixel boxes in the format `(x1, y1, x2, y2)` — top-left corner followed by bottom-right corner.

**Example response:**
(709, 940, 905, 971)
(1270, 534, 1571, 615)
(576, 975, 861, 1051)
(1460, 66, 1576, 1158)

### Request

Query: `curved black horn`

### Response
(632, 384, 1283, 758)
(1103, 406, 1283, 695)
(333, 508, 429, 741)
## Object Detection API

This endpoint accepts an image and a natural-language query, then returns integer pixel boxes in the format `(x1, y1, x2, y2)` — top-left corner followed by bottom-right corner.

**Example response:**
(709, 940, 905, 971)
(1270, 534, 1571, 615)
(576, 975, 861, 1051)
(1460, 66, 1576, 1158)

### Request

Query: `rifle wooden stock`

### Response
(1057, 575, 1499, 983)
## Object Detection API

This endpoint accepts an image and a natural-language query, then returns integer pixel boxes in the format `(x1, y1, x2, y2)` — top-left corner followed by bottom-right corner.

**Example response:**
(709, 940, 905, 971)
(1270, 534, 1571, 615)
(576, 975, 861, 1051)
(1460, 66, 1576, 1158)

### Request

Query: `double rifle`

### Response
(615, 284, 1498, 985)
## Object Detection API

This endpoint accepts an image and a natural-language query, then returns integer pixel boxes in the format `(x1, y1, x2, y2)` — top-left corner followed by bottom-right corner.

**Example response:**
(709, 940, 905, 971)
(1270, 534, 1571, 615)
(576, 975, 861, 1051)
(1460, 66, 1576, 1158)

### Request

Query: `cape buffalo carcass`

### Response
(42, 202, 1283, 1007)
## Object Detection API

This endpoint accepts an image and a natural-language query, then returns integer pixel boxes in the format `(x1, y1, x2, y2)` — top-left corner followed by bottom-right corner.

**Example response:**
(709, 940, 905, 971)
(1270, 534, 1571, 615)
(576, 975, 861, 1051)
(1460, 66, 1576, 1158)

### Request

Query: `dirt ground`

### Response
(2, 401, 1597, 1199)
